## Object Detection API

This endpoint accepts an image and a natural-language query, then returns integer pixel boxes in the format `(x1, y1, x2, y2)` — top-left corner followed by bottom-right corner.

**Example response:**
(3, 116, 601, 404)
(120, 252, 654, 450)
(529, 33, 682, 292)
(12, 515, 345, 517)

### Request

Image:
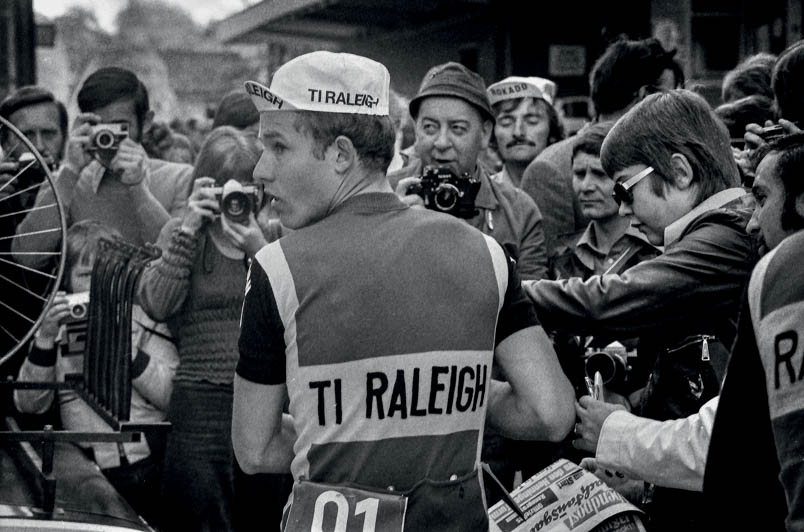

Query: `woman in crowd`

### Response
(137, 126, 285, 531)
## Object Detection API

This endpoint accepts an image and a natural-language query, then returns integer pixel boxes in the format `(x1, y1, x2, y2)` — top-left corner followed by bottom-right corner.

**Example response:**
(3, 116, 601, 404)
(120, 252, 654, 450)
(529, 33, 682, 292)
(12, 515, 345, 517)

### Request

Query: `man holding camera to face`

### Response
(390, 62, 548, 281)
(12, 67, 193, 269)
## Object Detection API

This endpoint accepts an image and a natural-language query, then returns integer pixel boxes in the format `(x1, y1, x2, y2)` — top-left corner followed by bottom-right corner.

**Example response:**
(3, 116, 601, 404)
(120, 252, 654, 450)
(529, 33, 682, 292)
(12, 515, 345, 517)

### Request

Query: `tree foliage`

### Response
(54, 6, 112, 83)
(115, 0, 203, 49)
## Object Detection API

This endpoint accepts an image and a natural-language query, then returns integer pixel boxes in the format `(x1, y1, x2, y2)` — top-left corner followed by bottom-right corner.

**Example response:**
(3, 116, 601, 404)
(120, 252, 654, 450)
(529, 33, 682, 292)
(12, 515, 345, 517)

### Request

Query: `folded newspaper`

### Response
(488, 459, 646, 532)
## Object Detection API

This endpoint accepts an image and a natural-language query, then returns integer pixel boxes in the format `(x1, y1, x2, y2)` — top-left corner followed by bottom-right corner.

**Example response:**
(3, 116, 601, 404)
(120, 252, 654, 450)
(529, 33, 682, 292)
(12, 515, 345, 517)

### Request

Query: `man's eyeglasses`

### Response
(612, 166, 654, 206)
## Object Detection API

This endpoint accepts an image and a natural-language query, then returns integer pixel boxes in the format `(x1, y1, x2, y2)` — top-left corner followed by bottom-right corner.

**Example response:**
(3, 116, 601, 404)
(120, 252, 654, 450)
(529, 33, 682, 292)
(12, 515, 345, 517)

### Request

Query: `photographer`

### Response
(137, 126, 285, 532)
(12, 67, 193, 269)
(522, 90, 757, 531)
(0, 86, 69, 354)
(390, 61, 548, 280)
(14, 220, 178, 527)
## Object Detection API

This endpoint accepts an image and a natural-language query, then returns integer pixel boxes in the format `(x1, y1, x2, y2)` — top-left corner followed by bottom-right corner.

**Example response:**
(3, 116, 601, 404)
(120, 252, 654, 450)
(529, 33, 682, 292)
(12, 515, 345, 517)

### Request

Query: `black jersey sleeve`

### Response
(495, 242, 540, 346)
(236, 260, 287, 385)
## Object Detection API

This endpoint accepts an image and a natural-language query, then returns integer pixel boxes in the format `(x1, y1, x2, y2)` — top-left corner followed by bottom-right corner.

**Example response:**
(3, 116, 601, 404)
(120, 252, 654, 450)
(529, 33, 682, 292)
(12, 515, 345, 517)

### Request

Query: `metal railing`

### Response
(0, 237, 169, 517)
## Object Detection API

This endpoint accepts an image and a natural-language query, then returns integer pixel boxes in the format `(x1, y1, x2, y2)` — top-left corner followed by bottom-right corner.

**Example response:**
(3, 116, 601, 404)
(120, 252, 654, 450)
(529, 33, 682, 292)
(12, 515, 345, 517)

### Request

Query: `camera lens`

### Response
(94, 130, 115, 150)
(434, 183, 460, 212)
(70, 303, 87, 319)
(585, 351, 623, 385)
(222, 191, 251, 223)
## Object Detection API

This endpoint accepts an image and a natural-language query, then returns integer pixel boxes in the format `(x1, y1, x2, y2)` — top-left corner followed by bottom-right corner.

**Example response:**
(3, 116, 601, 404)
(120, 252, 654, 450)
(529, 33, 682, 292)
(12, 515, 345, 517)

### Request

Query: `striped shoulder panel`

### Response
(480, 232, 509, 316)
(253, 240, 300, 378)
(749, 231, 804, 422)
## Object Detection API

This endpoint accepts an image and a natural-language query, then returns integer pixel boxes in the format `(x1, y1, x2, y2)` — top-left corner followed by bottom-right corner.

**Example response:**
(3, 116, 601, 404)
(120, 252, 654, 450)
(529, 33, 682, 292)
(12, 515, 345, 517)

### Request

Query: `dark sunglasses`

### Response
(612, 166, 654, 206)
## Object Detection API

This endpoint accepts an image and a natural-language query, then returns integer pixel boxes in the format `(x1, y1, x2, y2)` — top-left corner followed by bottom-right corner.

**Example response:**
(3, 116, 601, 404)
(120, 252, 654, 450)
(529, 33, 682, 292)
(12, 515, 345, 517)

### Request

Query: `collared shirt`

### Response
(388, 158, 548, 280)
(575, 221, 656, 275)
(81, 160, 151, 194)
(549, 221, 659, 281)
(490, 167, 513, 188)
(664, 188, 748, 246)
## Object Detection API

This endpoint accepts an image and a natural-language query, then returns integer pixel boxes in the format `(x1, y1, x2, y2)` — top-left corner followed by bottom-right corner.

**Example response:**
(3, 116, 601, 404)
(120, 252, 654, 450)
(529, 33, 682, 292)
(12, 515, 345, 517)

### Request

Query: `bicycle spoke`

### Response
(0, 271, 48, 301)
(0, 227, 60, 241)
(0, 158, 36, 197)
(0, 178, 44, 204)
(0, 257, 57, 279)
(0, 322, 20, 343)
(0, 202, 56, 219)
(0, 298, 35, 324)
(0, 251, 60, 255)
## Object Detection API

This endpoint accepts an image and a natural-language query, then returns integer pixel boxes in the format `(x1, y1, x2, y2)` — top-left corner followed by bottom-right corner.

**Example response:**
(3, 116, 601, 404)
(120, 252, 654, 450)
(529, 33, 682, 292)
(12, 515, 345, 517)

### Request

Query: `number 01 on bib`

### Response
(284, 480, 407, 532)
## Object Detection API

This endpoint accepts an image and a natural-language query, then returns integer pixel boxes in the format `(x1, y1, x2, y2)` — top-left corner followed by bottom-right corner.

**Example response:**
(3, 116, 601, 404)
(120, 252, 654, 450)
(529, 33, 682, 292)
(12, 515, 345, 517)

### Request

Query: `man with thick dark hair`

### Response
(522, 89, 756, 531)
(232, 51, 574, 531)
(521, 37, 683, 256)
(12, 67, 193, 268)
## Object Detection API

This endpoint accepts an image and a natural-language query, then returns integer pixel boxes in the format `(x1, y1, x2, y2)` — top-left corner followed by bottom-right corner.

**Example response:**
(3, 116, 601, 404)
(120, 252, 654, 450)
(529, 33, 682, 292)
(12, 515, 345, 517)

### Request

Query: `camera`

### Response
(210, 179, 263, 224)
(407, 166, 481, 219)
(63, 291, 90, 324)
(584, 341, 637, 388)
(87, 122, 129, 152)
(758, 124, 787, 143)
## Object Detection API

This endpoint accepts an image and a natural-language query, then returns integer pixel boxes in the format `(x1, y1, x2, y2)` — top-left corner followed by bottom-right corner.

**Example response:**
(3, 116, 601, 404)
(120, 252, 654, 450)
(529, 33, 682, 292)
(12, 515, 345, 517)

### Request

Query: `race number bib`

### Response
(285, 480, 407, 532)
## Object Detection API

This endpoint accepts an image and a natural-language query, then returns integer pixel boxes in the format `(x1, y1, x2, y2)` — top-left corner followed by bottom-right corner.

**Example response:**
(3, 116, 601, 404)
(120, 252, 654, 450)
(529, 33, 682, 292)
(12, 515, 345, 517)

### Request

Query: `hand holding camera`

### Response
(183, 178, 265, 244)
(35, 292, 71, 349)
(572, 394, 628, 453)
(182, 177, 220, 235)
(744, 119, 801, 151)
(110, 137, 149, 187)
(402, 166, 481, 219)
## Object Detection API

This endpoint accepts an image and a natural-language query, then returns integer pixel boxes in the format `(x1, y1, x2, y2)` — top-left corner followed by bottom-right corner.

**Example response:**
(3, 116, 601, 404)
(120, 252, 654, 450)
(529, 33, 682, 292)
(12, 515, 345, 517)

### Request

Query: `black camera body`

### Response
(408, 166, 481, 219)
(759, 124, 787, 143)
(584, 341, 637, 389)
(87, 123, 129, 153)
(211, 179, 263, 224)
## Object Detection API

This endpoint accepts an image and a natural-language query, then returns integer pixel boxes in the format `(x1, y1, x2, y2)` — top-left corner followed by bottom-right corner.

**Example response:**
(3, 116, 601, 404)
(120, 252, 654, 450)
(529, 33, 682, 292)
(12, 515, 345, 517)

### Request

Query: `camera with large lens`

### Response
(407, 166, 481, 219)
(87, 122, 129, 153)
(211, 179, 263, 224)
(63, 291, 90, 324)
(584, 341, 637, 389)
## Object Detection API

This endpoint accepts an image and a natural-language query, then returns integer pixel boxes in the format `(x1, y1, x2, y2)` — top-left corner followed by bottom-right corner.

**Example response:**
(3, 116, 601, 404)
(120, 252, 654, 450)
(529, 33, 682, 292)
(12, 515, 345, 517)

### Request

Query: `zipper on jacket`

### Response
(701, 335, 712, 361)
(665, 334, 716, 361)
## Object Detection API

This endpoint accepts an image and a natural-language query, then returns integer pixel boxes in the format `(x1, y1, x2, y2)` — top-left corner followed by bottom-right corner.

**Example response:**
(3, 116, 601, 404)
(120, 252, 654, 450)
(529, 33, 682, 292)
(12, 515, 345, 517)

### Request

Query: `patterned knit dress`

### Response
(138, 217, 289, 531)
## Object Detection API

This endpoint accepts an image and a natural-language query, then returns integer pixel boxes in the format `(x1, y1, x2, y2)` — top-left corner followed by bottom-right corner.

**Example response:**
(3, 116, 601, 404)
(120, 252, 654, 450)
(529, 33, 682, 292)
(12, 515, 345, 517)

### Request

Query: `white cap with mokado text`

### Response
(244, 51, 390, 116)
(486, 76, 557, 107)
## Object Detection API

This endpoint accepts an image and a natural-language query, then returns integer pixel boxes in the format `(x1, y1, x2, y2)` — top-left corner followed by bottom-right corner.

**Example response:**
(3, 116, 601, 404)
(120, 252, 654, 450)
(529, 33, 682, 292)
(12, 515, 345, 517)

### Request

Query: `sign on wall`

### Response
(548, 45, 586, 77)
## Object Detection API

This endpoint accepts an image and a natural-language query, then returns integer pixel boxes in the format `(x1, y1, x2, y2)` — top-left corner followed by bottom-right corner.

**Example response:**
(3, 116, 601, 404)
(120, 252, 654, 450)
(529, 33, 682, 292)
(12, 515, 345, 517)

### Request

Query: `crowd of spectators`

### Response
(0, 33, 802, 532)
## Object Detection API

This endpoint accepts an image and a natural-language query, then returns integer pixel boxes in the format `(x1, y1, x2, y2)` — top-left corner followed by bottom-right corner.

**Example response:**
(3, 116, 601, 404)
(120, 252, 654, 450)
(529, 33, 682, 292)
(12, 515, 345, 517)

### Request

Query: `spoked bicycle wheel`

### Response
(0, 115, 67, 368)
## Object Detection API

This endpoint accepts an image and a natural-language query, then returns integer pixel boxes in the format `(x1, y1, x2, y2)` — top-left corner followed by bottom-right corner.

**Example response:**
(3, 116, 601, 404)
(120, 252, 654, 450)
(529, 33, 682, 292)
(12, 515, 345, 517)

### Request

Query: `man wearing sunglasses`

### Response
(522, 89, 756, 531)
